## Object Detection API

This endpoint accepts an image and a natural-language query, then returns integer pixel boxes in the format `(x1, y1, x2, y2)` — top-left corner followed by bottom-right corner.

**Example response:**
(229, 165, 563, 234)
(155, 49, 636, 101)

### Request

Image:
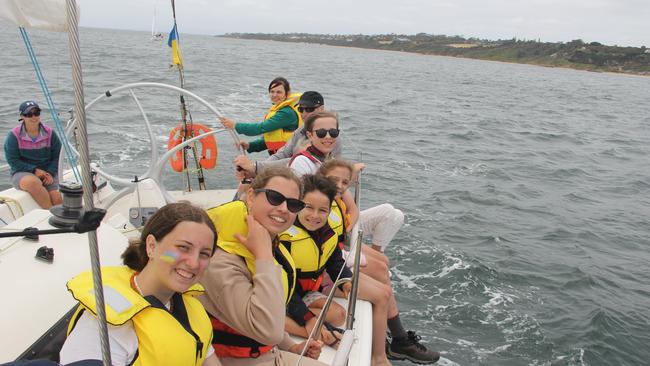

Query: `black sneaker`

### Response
(387, 331, 440, 364)
(386, 338, 400, 360)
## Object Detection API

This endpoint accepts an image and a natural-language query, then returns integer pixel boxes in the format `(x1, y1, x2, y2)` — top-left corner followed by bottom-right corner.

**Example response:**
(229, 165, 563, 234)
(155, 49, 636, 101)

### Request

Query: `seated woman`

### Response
(281, 174, 394, 366)
(3, 101, 62, 209)
(59, 202, 220, 366)
(199, 166, 325, 366)
(221, 77, 301, 155)
(318, 159, 441, 364)
(288, 111, 339, 178)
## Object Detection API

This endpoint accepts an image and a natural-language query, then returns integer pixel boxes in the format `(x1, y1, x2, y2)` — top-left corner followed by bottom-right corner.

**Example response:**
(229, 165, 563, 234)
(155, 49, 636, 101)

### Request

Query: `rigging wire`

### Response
(18, 27, 81, 183)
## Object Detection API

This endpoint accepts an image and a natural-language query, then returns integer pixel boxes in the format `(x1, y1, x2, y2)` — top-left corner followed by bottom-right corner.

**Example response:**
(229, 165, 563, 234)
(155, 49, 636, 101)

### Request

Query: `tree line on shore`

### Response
(222, 33, 650, 75)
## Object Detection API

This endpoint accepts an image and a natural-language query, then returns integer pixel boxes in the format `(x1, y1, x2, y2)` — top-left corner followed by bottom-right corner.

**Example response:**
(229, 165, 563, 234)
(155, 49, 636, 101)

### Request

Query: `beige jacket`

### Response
(199, 249, 325, 366)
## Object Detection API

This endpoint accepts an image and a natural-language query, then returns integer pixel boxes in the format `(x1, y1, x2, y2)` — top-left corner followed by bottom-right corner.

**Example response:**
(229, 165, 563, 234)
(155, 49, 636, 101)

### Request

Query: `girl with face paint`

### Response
(60, 203, 221, 366)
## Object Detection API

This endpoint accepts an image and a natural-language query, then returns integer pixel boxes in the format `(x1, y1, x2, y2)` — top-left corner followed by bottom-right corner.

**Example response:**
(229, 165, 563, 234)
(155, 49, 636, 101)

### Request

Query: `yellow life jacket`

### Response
(329, 199, 345, 239)
(262, 92, 303, 153)
(66, 266, 212, 366)
(206, 200, 296, 303)
(280, 223, 339, 292)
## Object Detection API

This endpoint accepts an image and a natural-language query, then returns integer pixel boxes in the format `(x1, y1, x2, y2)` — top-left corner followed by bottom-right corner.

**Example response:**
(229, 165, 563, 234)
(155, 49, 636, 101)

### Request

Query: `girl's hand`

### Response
(236, 140, 250, 152)
(342, 282, 352, 298)
(234, 214, 273, 260)
(289, 339, 323, 359)
(304, 317, 337, 346)
(219, 116, 236, 129)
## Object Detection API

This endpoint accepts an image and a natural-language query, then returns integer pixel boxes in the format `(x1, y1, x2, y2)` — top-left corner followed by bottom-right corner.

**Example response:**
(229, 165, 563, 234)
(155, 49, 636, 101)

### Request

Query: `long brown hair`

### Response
(318, 158, 354, 179)
(303, 111, 339, 132)
(122, 202, 217, 271)
(250, 166, 303, 198)
(268, 77, 291, 94)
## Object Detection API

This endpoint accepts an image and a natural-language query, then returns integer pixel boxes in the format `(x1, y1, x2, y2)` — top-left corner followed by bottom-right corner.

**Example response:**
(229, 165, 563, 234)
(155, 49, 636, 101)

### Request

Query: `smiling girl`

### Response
(280, 173, 395, 366)
(60, 203, 220, 366)
(200, 166, 327, 366)
(280, 174, 350, 347)
(288, 111, 340, 178)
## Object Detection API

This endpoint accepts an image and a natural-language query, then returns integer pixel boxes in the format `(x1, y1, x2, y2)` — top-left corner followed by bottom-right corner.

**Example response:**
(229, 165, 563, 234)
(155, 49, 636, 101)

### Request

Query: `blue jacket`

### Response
(4, 122, 61, 176)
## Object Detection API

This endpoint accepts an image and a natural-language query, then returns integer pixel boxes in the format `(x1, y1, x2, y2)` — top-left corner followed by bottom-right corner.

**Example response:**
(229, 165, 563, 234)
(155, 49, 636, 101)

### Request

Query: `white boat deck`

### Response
(0, 209, 129, 362)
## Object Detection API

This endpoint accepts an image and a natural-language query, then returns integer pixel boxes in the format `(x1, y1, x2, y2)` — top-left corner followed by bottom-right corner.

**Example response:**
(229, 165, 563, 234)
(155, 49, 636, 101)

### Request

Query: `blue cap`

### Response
(19, 101, 40, 115)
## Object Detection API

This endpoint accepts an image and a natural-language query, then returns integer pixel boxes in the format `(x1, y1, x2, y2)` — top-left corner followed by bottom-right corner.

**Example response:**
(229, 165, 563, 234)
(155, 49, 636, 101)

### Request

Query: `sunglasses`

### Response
(298, 105, 319, 113)
(23, 110, 41, 118)
(313, 128, 340, 139)
(255, 188, 305, 213)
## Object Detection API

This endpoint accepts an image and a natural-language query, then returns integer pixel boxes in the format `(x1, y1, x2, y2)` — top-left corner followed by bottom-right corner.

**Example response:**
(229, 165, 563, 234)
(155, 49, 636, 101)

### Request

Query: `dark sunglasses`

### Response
(23, 110, 41, 118)
(298, 105, 319, 113)
(255, 188, 305, 213)
(313, 128, 340, 139)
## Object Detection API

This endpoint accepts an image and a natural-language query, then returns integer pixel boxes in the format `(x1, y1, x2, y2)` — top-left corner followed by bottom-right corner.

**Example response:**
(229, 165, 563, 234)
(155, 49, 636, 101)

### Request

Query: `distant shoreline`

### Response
(220, 33, 650, 77)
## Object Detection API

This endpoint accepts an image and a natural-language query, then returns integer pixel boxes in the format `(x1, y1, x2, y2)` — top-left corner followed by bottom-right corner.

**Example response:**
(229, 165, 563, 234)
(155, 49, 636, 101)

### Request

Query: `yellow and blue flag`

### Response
(168, 24, 183, 66)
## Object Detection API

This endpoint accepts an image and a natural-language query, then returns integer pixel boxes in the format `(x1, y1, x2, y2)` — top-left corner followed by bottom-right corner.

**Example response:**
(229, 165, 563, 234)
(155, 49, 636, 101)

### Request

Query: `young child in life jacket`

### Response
(280, 174, 350, 347)
(280, 174, 394, 366)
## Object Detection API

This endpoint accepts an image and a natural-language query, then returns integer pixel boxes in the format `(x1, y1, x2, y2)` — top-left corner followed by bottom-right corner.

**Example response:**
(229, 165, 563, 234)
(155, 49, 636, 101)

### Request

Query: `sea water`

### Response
(1, 20, 649, 366)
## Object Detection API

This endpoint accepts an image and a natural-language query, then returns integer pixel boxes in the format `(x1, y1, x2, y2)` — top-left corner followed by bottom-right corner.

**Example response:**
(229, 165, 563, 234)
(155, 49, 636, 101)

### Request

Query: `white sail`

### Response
(150, 0, 163, 40)
(151, 0, 156, 36)
(0, 0, 78, 32)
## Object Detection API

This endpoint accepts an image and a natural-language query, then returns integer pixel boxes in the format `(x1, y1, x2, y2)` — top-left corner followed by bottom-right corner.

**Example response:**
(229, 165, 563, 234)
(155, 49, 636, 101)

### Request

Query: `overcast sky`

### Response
(78, 0, 649, 47)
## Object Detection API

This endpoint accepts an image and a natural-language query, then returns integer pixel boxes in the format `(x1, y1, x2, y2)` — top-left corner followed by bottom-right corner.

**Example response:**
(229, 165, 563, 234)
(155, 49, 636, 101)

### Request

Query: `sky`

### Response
(78, 0, 649, 47)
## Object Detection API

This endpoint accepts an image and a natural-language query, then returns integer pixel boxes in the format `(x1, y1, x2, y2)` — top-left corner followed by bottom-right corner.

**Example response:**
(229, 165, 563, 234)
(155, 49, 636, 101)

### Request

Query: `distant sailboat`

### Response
(151, 0, 164, 40)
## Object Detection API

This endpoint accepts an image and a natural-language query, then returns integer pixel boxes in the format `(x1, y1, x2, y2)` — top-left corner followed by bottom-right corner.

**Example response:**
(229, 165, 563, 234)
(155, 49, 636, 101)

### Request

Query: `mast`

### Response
(151, 0, 155, 37)
(169, 0, 207, 190)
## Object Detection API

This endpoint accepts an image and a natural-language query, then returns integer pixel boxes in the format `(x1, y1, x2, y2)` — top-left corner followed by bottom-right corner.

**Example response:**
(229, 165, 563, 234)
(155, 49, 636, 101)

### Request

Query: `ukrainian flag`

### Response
(168, 24, 183, 67)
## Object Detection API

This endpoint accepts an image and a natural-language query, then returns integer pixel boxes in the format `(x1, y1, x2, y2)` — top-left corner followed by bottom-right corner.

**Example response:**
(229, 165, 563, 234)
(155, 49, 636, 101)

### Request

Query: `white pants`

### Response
(359, 203, 404, 251)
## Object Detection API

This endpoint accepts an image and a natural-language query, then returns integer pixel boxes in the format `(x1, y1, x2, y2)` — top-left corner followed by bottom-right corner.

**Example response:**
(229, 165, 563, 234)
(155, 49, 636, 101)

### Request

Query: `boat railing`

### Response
(57, 82, 244, 207)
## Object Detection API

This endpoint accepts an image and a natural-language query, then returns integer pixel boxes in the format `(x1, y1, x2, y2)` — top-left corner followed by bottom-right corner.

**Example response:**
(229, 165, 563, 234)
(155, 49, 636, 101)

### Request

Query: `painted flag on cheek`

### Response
(160, 251, 179, 264)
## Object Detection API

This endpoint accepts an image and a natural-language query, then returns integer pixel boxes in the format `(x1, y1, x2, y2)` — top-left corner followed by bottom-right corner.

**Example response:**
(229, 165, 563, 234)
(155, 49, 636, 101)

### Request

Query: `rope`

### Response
(0, 196, 25, 219)
(18, 27, 81, 183)
(0, 212, 51, 254)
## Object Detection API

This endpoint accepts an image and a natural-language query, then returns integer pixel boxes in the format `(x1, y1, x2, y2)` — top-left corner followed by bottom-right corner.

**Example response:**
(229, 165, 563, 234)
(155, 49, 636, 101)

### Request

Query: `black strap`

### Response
(296, 267, 326, 279)
(144, 293, 204, 360)
(212, 329, 264, 358)
(273, 245, 295, 303)
(67, 306, 86, 334)
(126, 349, 139, 366)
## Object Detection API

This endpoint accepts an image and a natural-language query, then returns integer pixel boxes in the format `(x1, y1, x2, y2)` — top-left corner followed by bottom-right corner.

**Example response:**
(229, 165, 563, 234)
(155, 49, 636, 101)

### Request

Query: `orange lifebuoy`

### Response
(167, 123, 218, 173)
